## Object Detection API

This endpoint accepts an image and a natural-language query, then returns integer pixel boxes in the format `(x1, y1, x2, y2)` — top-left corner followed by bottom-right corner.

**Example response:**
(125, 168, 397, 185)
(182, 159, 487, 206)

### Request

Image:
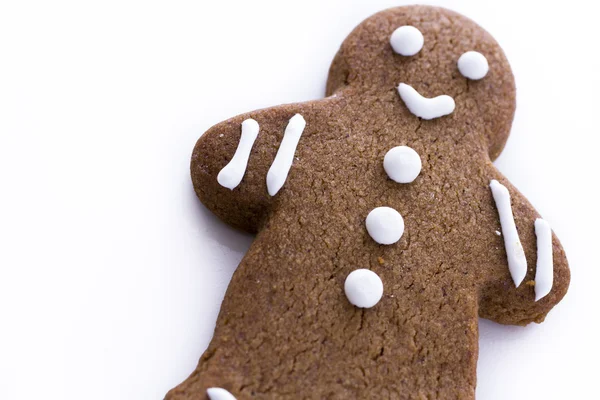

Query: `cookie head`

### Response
(327, 5, 516, 159)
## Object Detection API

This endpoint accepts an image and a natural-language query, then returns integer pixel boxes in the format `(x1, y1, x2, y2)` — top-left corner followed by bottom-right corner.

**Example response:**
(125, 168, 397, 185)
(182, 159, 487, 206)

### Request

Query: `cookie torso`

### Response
(194, 90, 505, 398)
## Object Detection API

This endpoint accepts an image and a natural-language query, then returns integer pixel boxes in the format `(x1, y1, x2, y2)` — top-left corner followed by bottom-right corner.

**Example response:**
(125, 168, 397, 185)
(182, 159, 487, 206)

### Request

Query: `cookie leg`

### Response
(165, 357, 241, 400)
(164, 368, 208, 400)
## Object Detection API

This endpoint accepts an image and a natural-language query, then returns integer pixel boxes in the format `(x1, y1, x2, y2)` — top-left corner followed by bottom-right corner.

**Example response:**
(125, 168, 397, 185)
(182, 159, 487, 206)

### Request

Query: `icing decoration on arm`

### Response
(217, 119, 260, 190)
(266, 114, 306, 196)
(390, 26, 424, 56)
(207, 388, 237, 400)
(534, 218, 553, 301)
(457, 51, 489, 80)
(384, 146, 422, 183)
(344, 269, 384, 308)
(397, 83, 455, 120)
(366, 207, 404, 245)
(489, 180, 527, 287)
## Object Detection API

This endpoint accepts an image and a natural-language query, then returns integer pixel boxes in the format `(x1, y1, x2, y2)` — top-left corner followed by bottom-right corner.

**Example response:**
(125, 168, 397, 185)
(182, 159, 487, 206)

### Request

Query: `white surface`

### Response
(457, 50, 489, 80)
(217, 119, 259, 190)
(383, 145, 422, 183)
(266, 113, 305, 196)
(365, 206, 405, 245)
(344, 269, 385, 308)
(390, 25, 424, 56)
(534, 219, 554, 301)
(397, 82, 456, 120)
(0, 1, 598, 399)
(490, 180, 528, 287)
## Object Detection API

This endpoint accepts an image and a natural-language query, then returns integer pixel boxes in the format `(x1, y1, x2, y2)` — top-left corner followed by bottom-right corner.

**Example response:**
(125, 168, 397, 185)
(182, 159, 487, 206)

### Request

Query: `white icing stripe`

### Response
(397, 83, 455, 120)
(207, 387, 237, 400)
(217, 119, 260, 190)
(534, 218, 553, 301)
(266, 114, 306, 196)
(490, 180, 527, 287)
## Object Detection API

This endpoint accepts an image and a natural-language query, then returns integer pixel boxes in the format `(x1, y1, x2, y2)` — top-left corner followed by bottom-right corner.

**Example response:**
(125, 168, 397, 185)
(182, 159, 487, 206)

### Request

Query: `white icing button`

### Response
(397, 83, 455, 120)
(384, 146, 422, 183)
(266, 114, 306, 196)
(217, 119, 260, 190)
(490, 180, 527, 287)
(344, 269, 384, 308)
(534, 218, 553, 301)
(457, 51, 489, 80)
(366, 207, 404, 245)
(390, 26, 424, 56)
(207, 388, 237, 400)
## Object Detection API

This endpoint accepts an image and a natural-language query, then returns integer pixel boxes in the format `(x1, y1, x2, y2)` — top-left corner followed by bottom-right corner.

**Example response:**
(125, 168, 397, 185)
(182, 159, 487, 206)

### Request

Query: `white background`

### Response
(0, 0, 598, 399)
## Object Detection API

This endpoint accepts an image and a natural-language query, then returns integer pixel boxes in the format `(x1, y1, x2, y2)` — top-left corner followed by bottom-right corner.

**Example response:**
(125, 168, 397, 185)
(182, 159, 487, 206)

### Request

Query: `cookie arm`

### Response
(477, 166, 570, 326)
(191, 97, 342, 233)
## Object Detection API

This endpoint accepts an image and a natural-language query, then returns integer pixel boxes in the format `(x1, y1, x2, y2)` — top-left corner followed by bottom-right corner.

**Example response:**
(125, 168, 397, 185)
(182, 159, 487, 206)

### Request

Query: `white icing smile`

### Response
(397, 83, 455, 120)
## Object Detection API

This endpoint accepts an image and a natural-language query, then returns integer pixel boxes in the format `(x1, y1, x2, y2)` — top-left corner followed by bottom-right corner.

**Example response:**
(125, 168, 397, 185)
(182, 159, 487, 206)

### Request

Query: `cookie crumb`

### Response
(377, 256, 385, 265)
(495, 230, 501, 236)
(525, 280, 535, 287)
(219, 134, 224, 137)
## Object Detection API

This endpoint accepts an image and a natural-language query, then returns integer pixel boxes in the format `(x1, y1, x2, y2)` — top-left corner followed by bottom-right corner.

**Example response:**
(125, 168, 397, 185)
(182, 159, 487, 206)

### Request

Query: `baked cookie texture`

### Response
(167, 5, 570, 399)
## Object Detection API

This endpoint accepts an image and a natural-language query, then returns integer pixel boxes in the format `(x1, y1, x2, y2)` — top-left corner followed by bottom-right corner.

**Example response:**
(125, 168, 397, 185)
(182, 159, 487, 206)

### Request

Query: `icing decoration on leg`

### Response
(390, 26, 424, 56)
(266, 114, 306, 196)
(365, 207, 405, 245)
(489, 180, 527, 287)
(206, 388, 237, 400)
(534, 218, 553, 301)
(217, 119, 260, 190)
(344, 269, 384, 308)
(383, 145, 422, 183)
(397, 83, 455, 120)
(457, 51, 489, 80)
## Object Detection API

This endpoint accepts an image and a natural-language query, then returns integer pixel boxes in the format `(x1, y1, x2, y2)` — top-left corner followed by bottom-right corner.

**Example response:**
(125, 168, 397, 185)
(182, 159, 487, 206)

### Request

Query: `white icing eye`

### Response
(457, 51, 489, 80)
(390, 26, 424, 56)
(365, 207, 404, 245)
(344, 269, 384, 308)
(383, 146, 422, 183)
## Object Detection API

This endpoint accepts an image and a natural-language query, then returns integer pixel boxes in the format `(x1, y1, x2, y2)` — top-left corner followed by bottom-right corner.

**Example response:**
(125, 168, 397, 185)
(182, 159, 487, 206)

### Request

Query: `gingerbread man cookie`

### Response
(166, 6, 570, 399)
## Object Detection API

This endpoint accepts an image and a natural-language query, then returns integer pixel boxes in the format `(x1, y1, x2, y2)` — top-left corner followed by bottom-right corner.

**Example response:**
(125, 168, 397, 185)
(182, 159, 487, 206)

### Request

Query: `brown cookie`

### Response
(166, 5, 570, 399)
